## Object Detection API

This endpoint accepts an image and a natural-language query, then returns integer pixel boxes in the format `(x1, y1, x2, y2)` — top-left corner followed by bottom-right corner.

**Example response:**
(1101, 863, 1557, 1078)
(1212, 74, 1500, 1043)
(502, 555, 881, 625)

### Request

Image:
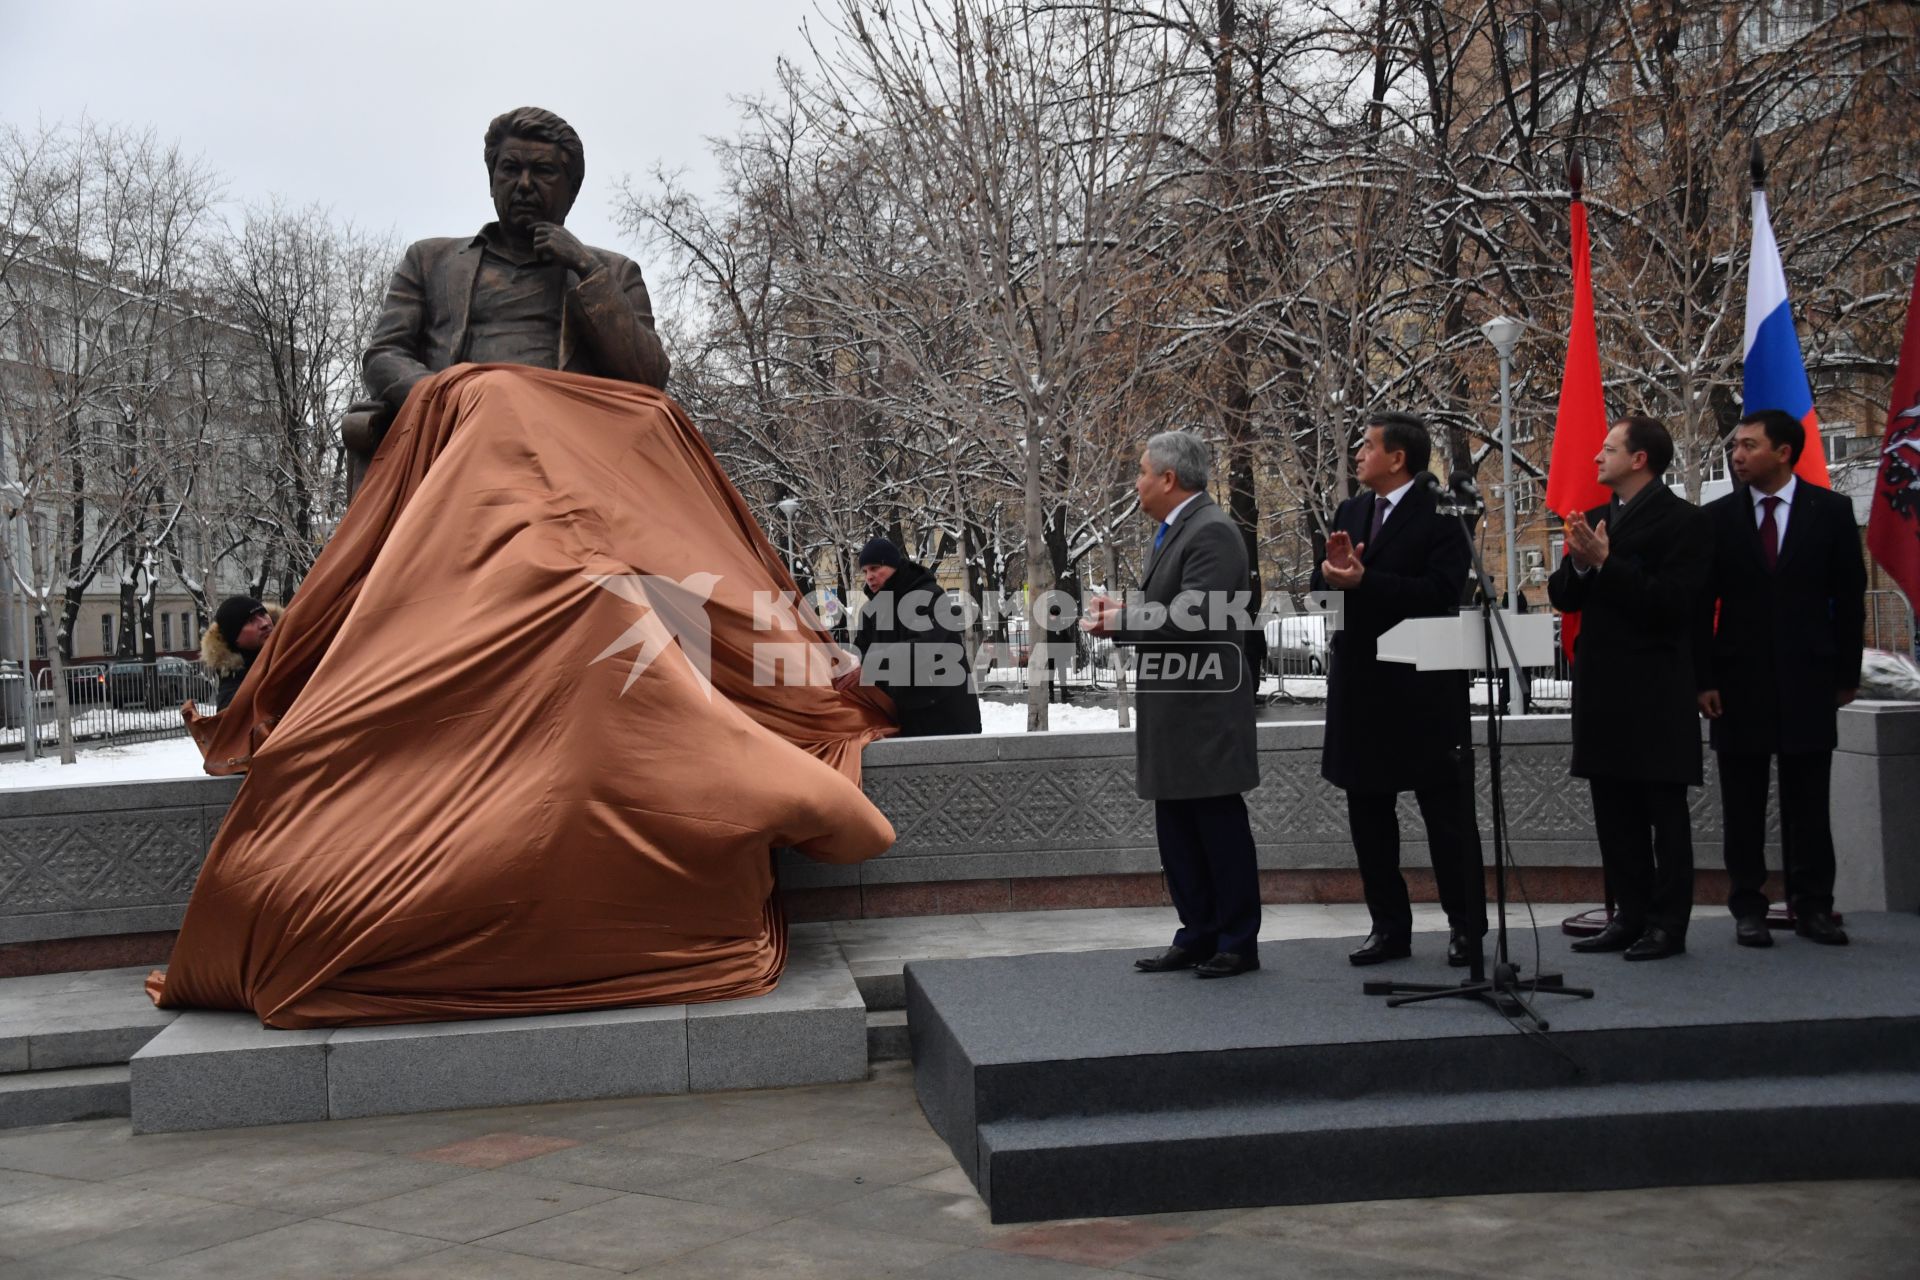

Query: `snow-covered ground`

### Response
(1470, 677, 1572, 707)
(978, 699, 1135, 734)
(0, 677, 1582, 790)
(977, 675, 1341, 733)
(0, 734, 207, 790)
(1, 704, 210, 748)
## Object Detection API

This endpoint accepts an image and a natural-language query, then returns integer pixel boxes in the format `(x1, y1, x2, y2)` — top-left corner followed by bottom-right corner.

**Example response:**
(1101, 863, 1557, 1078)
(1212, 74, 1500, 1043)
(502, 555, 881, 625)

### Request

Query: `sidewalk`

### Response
(0, 1065, 1910, 1278)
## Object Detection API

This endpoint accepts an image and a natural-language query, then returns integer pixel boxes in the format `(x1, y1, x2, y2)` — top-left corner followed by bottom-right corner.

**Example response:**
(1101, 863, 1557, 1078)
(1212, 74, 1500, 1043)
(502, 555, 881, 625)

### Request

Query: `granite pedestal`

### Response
(129, 923, 866, 1133)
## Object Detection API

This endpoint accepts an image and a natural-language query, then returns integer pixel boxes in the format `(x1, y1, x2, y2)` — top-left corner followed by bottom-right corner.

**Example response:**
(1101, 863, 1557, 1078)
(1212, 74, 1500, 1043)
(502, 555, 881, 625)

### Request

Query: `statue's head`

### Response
(484, 107, 585, 235)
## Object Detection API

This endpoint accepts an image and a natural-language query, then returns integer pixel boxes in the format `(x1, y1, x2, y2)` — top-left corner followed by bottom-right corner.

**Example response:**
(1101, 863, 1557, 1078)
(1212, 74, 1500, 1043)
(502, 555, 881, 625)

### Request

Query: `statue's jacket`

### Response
(363, 227, 671, 412)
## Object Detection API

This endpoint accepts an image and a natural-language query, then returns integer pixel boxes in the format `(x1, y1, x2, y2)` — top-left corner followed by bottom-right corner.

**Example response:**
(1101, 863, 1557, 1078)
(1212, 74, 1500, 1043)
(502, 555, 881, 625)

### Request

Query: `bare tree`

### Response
(617, 0, 1918, 726)
(211, 200, 392, 600)
(0, 119, 218, 756)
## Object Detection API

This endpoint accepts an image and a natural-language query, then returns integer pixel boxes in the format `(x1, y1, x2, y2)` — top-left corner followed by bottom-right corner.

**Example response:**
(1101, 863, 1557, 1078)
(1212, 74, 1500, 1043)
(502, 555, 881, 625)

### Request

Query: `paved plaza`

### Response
(0, 1063, 1912, 1279)
(0, 906, 1913, 1277)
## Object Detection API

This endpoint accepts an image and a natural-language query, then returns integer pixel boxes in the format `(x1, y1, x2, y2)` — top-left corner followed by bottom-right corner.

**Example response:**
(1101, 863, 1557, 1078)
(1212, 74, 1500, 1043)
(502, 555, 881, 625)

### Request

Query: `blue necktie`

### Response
(1154, 520, 1170, 551)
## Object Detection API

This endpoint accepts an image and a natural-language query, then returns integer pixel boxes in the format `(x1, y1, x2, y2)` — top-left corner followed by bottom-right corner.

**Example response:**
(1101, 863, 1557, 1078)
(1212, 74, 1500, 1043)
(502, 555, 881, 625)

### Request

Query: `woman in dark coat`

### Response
(845, 538, 982, 737)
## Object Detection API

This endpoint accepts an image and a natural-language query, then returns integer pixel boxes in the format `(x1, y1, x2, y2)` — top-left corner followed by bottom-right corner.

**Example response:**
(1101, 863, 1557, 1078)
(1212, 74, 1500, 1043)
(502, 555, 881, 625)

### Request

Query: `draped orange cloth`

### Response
(147, 366, 895, 1028)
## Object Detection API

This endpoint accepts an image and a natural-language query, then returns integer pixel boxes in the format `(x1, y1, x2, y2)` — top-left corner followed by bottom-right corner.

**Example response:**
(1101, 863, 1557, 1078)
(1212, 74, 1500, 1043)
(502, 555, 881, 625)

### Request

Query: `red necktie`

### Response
(1759, 495, 1781, 571)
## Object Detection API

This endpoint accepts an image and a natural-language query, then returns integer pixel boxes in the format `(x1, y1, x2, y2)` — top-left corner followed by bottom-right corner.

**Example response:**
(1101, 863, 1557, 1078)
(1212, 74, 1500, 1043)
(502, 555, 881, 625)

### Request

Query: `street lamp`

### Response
(775, 497, 801, 584)
(1481, 315, 1524, 714)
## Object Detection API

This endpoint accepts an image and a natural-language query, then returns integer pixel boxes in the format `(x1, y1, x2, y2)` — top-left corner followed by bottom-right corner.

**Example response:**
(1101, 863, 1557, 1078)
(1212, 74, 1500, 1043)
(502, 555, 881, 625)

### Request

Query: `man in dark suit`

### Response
(1548, 415, 1712, 961)
(1314, 413, 1486, 969)
(1697, 409, 1866, 947)
(345, 108, 670, 489)
(1083, 430, 1261, 979)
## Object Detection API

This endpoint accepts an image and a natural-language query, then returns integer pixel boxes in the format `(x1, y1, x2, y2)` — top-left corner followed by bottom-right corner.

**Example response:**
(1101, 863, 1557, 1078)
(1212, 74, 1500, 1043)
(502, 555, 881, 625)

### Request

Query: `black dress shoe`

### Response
(1134, 945, 1207, 973)
(1447, 929, 1483, 968)
(1194, 952, 1258, 979)
(1624, 926, 1685, 961)
(1348, 932, 1412, 966)
(1570, 920, 1640, 953)
(1794, 911, 1850, 946)
(1735, 916, 1773, 948)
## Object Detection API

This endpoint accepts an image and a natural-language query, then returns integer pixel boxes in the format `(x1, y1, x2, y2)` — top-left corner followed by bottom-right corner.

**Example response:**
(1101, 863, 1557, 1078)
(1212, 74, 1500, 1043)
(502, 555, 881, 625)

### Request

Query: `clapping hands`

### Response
(1321, 531, 1365, 589)
(1563, 511, 1610, 569)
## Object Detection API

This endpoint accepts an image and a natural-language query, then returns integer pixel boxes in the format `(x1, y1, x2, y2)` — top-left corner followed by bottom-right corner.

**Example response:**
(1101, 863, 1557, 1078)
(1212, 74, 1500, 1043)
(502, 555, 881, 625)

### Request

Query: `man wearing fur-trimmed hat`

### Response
(839, 537, 981, 737)
(202, 597, 277, 711)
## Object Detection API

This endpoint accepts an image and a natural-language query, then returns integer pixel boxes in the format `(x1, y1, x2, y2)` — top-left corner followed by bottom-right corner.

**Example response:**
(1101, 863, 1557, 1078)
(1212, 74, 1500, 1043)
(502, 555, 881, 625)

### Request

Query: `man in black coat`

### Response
(1696, 409, 1866, 947)
(1082, 429, 1261, 979)
(1548, 416, 1711, 961)
(1314, 412, 1486, 969)
(203, 597, 276, 712)
(845, 538, 982, 738)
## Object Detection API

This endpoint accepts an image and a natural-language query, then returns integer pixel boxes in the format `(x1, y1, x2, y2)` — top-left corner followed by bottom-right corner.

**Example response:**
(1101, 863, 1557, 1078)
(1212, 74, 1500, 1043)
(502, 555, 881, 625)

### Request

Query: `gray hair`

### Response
(1144, 430, 1211, 491)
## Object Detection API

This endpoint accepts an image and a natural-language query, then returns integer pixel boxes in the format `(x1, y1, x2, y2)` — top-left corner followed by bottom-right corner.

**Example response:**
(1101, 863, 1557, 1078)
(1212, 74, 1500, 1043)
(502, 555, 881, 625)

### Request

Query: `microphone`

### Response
(1412, 470, 1443, 494)
(1447, 471, 1484, 507)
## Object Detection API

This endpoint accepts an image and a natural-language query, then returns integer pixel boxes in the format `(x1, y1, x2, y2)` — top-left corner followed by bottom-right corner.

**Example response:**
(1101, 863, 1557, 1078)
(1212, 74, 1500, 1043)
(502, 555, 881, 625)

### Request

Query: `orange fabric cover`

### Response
(148, 366, 895, 1028)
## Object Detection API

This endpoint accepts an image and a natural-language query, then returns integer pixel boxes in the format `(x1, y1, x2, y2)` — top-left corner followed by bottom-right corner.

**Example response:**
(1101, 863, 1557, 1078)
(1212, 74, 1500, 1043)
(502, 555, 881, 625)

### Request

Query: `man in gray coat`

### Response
(1084, 431, 1261, 978)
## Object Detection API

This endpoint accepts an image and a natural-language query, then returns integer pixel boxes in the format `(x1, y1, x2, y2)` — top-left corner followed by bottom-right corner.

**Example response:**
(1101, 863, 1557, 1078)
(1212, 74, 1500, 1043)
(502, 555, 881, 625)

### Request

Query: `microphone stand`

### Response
(1364, 484, 1593, 1030)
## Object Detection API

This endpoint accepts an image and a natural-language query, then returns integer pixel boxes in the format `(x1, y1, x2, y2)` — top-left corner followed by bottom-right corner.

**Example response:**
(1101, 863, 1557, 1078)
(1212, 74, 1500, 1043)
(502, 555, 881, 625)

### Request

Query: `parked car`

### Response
(65, 664, 112, 708)
(1263, 614, 1328, 676)
(105, 658, 203, 709)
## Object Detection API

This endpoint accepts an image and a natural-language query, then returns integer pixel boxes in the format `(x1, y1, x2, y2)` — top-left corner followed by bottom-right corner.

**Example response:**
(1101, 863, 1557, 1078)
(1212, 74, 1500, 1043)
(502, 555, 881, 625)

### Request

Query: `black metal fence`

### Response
(2, 660, 217, 753)
(1865, 589, 1918, 659)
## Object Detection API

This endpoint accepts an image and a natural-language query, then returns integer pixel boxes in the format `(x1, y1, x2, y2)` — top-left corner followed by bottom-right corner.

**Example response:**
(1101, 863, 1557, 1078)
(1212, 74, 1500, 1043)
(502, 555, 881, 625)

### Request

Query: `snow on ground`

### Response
(0, 674, 1581, 790)
(978, 699, 1134, 734)
(2, 704, 210, 748)
(3, 704, 1133, 786)
(1260, 675, 1328, 698)
(0, 734, 206, 790)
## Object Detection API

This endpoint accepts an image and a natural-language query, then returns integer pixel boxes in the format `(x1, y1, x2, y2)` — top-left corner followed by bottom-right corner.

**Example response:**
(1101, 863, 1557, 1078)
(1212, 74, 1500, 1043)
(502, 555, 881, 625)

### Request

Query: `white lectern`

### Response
(1376, 610, 1554, 670)
(1360, 605, 1592, 1024)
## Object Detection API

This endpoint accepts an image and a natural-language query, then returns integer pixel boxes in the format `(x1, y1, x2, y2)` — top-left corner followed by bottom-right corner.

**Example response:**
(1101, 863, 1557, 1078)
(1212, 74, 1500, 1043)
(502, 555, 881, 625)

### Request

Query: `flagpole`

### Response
(1744, 138, 1834, 488)
(1552, 149, 1619, 940)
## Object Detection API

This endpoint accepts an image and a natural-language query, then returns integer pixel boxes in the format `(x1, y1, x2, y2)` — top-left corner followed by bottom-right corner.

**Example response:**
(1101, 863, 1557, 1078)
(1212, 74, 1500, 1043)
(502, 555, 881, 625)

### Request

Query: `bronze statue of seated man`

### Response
(342, 106, 670, 490)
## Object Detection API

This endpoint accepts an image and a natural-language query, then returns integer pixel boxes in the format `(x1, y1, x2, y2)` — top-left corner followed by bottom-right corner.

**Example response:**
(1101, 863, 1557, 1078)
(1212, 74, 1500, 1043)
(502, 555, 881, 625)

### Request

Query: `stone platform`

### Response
(907, 912, 1920, 1223)
(129, 926, 865, 1133)
(1, 905, 1480, 1130)
(0, 965, 175, 1128)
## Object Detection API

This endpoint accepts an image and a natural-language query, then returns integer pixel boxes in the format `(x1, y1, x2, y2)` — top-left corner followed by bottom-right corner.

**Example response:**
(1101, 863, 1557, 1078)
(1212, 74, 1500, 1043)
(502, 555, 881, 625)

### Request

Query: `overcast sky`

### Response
(1, 0, 820, 297)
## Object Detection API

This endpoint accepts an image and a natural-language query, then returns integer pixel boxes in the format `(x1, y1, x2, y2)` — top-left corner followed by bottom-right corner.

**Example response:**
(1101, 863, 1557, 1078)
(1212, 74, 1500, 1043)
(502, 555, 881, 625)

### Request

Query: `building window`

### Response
(182, 612, 192, 647)
(34, 617, 47, 661)
(1549, 533, 1565, 570)
(162, 613, 172, 651)
(101, 614, 113, 655)
(1825, 431, 1864, 464)
(1705, 444, 1729, 483)
(1511, 476, 1539, 515)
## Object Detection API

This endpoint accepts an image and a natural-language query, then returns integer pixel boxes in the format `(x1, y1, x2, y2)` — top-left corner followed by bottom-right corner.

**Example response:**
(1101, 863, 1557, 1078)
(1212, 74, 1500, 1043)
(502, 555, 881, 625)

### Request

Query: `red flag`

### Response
(1545, 191, 1611, 659)
(1866, 259, 1920, 612)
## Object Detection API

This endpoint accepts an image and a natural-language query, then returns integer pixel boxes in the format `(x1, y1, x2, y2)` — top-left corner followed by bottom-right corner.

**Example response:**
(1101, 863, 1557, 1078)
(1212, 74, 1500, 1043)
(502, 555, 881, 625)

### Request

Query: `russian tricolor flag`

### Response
(1744, 188, 1833, 487)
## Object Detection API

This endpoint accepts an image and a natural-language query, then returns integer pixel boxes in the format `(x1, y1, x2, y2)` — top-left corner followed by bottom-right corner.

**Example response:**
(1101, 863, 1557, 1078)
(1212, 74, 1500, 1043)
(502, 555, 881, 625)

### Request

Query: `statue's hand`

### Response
(531, 223, 597, 276)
